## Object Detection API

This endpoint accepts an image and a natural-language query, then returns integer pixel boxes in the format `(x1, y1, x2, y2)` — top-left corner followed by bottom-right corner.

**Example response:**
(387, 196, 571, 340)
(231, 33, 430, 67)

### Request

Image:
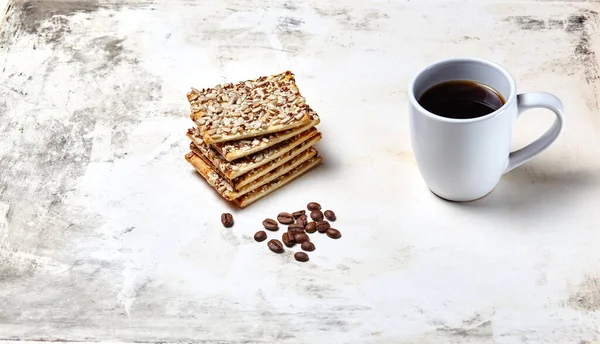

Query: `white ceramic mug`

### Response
(408, 57, 565, 201)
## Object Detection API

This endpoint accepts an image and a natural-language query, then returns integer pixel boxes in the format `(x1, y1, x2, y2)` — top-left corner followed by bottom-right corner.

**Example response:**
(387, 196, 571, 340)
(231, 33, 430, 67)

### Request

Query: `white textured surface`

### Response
(1, 0, 600, 343)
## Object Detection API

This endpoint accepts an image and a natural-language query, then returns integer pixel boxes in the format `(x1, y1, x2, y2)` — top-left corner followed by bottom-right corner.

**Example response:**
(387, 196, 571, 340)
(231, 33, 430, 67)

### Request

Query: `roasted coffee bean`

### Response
(292, 210, 306, 219)
(288, 227, 303, 235)
(294, 252, 309, 262)
(310, 210, 324, 222)
(307, 202, 321, 211)
(262, 218, 279, 231)
(254, 231, 267, 242)
(297, 214, 308, 227)
(301, 241, 315, 252)
(326, 228, 341, 239)
(221, 213, 234, 227)
(288, 228, 304, 238)
(288, 223, 304, 231)
(288, 231, 303, 241)
(267, 239, 284, 253)
(277, 212, 294, 224)
(294, 233, 309, 243)
(305, 222, 317, 233)
(324, 210, 336, 221)
(287, 233, 302, 243)
(316, 221, 330, 233)
(282, 232, 295, 247)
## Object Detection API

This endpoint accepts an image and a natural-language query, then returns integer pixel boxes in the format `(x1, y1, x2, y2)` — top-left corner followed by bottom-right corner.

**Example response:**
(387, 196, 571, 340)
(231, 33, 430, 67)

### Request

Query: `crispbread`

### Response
(186, 71, 319, 144)
(186, 127, 319, 180)
(189, 132, 322, 190)
(185, 147, 317, 201)
(233, 155, 323, 208)
(209, 112, 320, 162)
(188, 142, 231, 183)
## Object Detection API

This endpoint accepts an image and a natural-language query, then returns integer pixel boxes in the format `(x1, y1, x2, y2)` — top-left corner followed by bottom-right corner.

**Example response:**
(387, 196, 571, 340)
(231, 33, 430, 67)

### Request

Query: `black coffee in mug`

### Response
(418, 80, 506, 119)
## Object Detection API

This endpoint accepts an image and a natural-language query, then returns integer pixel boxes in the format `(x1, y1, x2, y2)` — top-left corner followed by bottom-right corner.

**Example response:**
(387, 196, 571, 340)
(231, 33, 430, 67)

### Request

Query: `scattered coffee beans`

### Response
(307, 202, 321, 211)
(301, 241, 315, 251)
(254, 231, 267, 242)
(262, 218, 279, 231)
(316, 221, 330, 233)
(326, 228, 341, 239)
(324, 210, 336, 221)
(268, 239, 284, 253)
(221, 213, 234, 228)
(277, 212, 294, 224)
(282, 232, 295, 247)
(294, 252, 309, 262)
(292, 210, 306, 219)
(253, 202, 341, 260)
(294, 233, 309, 243)
(310, 210, 324, 222)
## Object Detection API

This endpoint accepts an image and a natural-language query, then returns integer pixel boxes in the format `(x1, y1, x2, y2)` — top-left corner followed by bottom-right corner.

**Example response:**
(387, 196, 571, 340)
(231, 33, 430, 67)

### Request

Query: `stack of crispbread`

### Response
(184, 71, 323, 208)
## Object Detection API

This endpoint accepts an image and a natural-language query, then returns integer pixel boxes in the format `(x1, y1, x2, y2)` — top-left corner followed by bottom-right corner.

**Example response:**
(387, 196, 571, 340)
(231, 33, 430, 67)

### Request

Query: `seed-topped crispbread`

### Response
(188, 130, 320, 190)
(184, 148, 317, 201)
(186, 127, 320, 180)
(209, 112, 320, 162)
(186, 71, 318, 144)
(233, 155, 323, 208)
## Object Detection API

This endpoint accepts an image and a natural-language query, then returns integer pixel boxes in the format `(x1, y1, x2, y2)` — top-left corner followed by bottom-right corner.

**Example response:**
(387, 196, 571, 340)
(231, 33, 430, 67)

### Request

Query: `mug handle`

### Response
(504, 92, 565, 173)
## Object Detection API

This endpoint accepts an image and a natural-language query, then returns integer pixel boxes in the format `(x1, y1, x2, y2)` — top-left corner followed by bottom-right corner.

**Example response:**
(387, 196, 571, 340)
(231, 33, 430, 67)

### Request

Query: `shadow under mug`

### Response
(408, 57, 565, 201)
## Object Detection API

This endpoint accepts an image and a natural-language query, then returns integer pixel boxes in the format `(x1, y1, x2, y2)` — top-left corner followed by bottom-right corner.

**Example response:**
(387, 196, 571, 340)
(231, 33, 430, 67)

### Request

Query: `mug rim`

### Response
(408, 57, 517, 123)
